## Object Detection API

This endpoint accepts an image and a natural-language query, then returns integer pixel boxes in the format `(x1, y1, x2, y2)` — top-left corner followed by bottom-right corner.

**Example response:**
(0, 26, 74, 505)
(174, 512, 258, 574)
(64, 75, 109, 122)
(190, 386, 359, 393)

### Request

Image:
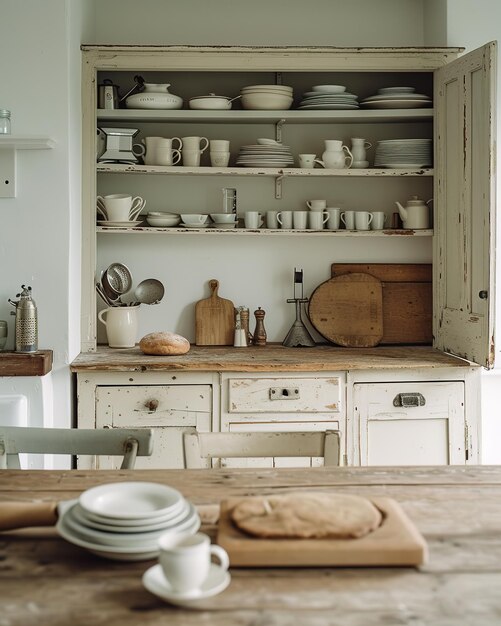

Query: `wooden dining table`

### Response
(1, 465, 500, 625)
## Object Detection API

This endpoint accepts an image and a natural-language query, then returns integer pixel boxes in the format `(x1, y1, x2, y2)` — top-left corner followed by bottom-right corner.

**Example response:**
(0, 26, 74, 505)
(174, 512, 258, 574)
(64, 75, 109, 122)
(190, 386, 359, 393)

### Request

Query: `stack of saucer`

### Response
(56, 482, 200, 561)
(374, 138, 433, 168)
(361, 87, 432, 109)
(298, 85, 359, 110)
(236, 143, 294, 167)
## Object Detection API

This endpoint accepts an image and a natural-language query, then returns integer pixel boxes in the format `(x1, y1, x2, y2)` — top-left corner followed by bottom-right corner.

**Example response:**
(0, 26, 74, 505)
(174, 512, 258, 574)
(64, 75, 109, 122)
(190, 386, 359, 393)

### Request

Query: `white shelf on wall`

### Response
(0, 136, 56, 198)
(96, 226, 433, 236)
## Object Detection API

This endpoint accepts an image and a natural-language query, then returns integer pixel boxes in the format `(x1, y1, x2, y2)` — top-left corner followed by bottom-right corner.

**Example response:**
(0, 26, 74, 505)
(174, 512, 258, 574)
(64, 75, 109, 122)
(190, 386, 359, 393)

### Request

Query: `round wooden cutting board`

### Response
(308, 273, 383, 347)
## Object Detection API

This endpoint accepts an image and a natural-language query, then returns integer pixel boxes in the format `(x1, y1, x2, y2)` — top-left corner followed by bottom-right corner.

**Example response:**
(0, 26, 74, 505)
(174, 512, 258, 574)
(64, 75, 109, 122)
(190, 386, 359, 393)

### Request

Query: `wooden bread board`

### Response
(308, 273, 383, 347)
(195, 279, 235, 346)
(217, 496, 427, 568)
(331, 263, 432, 345)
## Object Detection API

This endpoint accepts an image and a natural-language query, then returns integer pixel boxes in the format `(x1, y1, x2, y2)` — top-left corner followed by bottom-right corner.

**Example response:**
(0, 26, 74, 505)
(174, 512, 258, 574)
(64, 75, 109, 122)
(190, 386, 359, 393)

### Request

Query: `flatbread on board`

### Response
(231, 493, 382, 539)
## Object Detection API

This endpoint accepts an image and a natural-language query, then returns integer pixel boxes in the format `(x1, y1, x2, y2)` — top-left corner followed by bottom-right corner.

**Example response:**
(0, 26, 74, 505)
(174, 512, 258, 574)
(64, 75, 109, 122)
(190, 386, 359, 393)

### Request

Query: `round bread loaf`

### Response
(139, 332, 190, 355)
(231, 492, 382, 539)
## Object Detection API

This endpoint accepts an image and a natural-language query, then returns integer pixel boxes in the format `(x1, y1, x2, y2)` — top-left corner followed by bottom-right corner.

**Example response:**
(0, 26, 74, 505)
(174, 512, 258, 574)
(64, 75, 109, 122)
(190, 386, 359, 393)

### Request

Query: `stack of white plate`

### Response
(361, 87, 432, 109)
(236, 143, 294, 167)
(56, 482, 200, 561)
(298, 85, 359, 110)
(374, 138, 433, 168)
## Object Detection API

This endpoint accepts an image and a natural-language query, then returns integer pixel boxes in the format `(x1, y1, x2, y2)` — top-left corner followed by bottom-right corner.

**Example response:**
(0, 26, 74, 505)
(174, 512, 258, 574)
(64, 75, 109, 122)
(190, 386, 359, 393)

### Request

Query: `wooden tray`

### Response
(217, 496, 427, 567)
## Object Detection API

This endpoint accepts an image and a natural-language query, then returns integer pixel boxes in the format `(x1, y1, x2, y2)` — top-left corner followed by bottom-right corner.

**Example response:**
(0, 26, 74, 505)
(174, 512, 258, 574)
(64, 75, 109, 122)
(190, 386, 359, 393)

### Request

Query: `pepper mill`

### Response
(253, 307, 267, 346)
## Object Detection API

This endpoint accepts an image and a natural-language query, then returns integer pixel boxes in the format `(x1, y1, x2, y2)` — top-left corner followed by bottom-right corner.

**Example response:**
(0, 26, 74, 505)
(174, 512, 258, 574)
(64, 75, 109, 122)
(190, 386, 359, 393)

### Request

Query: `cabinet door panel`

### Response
(434, 42, 496, 367)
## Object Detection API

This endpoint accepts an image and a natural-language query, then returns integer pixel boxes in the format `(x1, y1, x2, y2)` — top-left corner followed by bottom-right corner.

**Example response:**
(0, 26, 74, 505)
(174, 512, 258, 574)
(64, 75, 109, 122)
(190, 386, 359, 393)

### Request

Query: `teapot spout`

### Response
(395, 201, 407, 220)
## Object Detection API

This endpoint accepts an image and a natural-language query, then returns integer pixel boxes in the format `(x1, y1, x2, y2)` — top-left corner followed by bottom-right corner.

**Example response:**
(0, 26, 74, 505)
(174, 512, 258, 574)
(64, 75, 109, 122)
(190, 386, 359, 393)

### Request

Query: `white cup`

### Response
(326, 207, 341, 230)
(298, 154, 316, 169)
(309, 211, 329, 229)
(142, 137, 182, 165)
(97, 306, 139, 348)
(182, 136, 209, 152)
(355, 211, 374, 230)
(371, 211, 387, 230)
(96, 194, 145, 222)
(182, 214, 208, 225)
(182, 150, 203, 167)
(244, 211, 263, 228)
(277, 210, 293, 229)
(210, 139, 230, 152)
(210, 152, 230, 167)
(293, 210, 308, 229)
(158, 532, 229, 594)
(266, 210, 279, 229)
(341, 210, 355, 230)
(306, 199, 327, 211)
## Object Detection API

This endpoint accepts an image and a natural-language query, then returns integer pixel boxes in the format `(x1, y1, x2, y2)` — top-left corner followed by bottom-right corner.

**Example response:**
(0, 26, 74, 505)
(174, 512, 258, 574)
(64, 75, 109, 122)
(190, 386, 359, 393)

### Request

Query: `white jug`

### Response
(351, 138, 372, 162)
(315, 140, 353, 169)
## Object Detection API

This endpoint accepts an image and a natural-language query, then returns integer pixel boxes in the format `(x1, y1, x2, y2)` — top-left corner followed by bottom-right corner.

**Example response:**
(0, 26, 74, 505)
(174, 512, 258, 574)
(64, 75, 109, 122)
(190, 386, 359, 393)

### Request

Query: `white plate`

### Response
(71, 500, 191, 532)
(256, 138, 280, 145)
(297, 104, 360, 110)
(97, 221, 143, 227)
(79, 482, 184, 521)
(361, 100, 432, 109)
(210, 223, 237, 229)
(142, 563, 230, 606)
(362, 93, 430, 102)
(378, 86, 416, 94)
(182, 223, 210, 229)
(376, 163, 431, 168)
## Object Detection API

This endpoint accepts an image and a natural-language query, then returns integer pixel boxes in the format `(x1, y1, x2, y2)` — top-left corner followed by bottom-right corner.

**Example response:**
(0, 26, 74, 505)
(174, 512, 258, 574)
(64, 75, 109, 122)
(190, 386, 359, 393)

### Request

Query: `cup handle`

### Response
(367, 213, 373, 225)
(172, 149, 182, 165)
(129, 197, 145, 220)
(276, 212, 282, 224)
(97, 309, 109, 326)
(314, 159, 325, 168)
(200, 137, 209, 154)
(322, 211, 329, 224)
(364, 141, 373, 149)
(340, 212, 346, 225)
(210, 545, 229, 571)
(133, 143, 146, 157)
(96, 205, 107, 219)
(172, 137, 182, 151)
(343, 146, 353, 168)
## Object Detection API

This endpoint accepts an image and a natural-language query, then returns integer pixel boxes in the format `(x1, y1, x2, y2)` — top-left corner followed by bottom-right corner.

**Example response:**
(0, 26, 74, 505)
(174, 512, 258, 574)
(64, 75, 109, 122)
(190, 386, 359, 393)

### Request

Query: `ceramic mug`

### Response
(142, 137, 182, 165)
(182, 136, 209, 152)
(182, 150, 203, 167)
(298, 154, 316, 169)
(244, 211, 263, 228)
(306, 199, 327, 211)
(210, 139, 230, 152)
(371, 211, 387, 230)
(97, 306, 139, 348)
(326, 207, 341, 230)
(266, 210, 279, 229)
(309, 211, 329, 229)
(277, 210, 293, 229)
(293, 210, 308, 229)
(340, 210, 355, 230)
(158, 532, 229, 594)
(210, 152, 230, 167)
(96, 194, 145, 221)
(355, 211, 374, 230)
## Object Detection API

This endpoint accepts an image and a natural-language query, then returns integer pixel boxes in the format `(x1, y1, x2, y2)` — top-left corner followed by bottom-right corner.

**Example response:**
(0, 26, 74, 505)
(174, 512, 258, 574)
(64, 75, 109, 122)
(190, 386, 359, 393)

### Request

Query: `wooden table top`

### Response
(1, 466, 499, 625)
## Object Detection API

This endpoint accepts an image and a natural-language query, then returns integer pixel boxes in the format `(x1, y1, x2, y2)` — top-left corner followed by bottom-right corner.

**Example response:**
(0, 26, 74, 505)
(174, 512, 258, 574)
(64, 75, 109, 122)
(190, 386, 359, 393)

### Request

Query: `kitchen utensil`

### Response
(189, 94, 241, 110)
(97, 127, 143, 163)
(195, 279, 235, 346)
(98, 79, 120, 109)
(217, 496, 427, 567)
(283, 268, 316, 348)
(252, 307, 267, 346)
(96, 283, 115, 307)
(308, 273, 383, 347)
(395, 195, 432, 229)
(133, 279, 165, 305)
(105, 262, 133, 296)
(8, 285, 38, 353)
(331, 263, 432, 344)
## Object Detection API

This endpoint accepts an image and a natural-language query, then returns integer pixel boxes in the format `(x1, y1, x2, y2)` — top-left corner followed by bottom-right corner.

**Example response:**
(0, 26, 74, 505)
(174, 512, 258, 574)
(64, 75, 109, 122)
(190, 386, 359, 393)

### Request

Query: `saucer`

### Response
(142, 563, 231, 606)
(97, 220, 143, 227)
(182, 223, 210, 229)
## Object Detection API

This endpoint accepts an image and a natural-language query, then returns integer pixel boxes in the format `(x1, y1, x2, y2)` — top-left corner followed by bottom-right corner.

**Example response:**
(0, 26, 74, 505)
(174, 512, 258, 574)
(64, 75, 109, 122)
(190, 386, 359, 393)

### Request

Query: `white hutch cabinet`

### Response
(74, 44, 496, 469)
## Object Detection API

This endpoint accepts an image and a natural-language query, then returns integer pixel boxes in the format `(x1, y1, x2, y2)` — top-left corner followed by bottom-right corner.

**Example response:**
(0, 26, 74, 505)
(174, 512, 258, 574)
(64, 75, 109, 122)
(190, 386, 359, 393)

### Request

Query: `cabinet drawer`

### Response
(227, 377, 341, 413)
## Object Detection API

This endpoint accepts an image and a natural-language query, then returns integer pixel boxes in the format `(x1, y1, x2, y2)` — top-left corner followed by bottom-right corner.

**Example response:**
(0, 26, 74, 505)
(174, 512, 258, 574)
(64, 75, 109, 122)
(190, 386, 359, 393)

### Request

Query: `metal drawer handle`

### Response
(269, 387, 300, 400)
(393, 393, 426, 408)
(143, 399, 159, 412)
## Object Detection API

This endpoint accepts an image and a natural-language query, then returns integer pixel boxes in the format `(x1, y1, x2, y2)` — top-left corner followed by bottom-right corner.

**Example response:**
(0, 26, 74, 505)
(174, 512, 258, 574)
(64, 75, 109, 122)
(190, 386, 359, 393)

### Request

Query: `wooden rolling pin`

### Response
(0, 501, 59, 531)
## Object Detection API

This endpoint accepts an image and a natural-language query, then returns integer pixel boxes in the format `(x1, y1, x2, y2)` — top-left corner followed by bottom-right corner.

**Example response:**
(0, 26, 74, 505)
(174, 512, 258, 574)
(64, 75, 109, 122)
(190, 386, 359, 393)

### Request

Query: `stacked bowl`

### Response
(240, 84, 293, 110)
(56, 482, 200, 561)
(146, 212, 181, 227)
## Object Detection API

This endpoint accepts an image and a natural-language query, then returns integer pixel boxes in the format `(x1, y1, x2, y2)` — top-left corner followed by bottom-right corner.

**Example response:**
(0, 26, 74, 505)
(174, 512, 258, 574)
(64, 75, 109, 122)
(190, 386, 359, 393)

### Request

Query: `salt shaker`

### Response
(233, 309, 247, 347)
(253, 307, 267, 346)
(0, 110, 11, 135)
(238, 306, 252, 346)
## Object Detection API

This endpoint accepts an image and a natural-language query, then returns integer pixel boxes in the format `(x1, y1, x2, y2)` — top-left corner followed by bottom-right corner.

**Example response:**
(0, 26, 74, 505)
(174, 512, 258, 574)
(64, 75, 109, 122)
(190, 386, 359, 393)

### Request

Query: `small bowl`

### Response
(210, 213, 237, 223)
(148, 212, 180, 218)
(241, 93, 293, 110)
(311, 85, 346, 94)
(180, 214, 209, 225)
(146, 216, 181, 227)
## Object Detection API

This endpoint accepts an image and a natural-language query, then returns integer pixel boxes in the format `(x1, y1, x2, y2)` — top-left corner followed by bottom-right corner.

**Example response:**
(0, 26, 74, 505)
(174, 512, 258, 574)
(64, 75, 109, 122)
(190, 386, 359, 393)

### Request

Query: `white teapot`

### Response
(395, 195, 433, 229)
(315, 140, 353, 169)
(126, 83, 183, 110)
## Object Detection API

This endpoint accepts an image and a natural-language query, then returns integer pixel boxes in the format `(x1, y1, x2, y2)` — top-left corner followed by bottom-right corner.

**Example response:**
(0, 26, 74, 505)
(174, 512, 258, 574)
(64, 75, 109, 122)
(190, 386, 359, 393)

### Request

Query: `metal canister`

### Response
(222, 188, 237, 214)
(8, 285, 38, 352)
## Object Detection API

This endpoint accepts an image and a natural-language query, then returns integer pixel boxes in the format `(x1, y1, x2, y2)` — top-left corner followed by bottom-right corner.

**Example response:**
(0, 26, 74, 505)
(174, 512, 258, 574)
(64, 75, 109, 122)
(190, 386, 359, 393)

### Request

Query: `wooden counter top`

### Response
(71, 344, 472, 373)
(0, 350, 53, 376)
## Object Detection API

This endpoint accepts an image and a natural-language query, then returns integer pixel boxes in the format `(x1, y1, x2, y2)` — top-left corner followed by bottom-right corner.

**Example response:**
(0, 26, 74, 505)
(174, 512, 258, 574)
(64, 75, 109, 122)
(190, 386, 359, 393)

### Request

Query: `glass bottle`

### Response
(0, 110, 11, 134)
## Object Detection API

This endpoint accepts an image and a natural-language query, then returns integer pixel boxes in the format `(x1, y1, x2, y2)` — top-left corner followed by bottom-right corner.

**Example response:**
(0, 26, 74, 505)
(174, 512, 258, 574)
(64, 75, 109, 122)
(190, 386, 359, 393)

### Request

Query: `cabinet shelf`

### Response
(97, 109, 433, 124)
(0, 135, 55, 198)
(96, 226, 433, 237)
(97, 164, 433, 177)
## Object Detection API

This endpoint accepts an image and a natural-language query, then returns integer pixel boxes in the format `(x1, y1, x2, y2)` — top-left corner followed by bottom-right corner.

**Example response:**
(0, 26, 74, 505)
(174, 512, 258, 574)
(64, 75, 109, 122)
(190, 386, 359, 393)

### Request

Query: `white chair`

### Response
(183, 430, 340, 469)
(0, 426, 154, 469)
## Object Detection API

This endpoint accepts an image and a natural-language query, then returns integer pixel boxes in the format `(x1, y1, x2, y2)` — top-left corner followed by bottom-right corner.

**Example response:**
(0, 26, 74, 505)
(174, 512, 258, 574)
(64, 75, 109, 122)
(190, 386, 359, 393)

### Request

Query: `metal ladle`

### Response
(101, 263, 133, 305)
(131, 278, 165, 305)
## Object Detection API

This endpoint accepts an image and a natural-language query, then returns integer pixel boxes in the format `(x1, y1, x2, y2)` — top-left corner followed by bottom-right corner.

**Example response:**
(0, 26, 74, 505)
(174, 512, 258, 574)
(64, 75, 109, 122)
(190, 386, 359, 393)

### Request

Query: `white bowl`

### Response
(241, 84, 293, 93)
(147, 212, 179, 218)
(210, 213, 237, 223)
(241, 94, 293, 110)
(256, 138, 280, 145)
(146, 216, 181, 227)
(180, 214, 209, 225)
(311, 85, 346, 94)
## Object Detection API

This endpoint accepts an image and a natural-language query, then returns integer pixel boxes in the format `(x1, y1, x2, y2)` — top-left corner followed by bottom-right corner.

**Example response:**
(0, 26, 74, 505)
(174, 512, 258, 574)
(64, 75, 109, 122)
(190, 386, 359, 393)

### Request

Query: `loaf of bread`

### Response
(139, 332, 190, 355)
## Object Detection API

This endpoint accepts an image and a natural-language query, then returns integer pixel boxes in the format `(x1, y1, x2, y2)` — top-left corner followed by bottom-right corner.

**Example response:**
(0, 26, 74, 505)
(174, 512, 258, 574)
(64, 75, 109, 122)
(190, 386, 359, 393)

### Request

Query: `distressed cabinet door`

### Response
(434, 42, 496, 367)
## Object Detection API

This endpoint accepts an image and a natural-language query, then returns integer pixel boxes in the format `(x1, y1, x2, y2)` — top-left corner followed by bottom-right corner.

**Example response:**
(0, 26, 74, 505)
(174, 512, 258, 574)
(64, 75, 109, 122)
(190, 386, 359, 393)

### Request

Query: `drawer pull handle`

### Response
(269, 387, 300, 400)
(144, 399, 159, 412)
(393, 393, 426, 408)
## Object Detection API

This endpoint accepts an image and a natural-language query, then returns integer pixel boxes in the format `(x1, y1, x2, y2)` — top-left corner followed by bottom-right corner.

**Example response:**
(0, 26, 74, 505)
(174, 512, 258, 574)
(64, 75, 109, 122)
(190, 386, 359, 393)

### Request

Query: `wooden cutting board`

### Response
(308, 273, 383, 347)
(217, 496, 428, 567)
(331, 263, 432, 344)
(195, 279, 235, 346)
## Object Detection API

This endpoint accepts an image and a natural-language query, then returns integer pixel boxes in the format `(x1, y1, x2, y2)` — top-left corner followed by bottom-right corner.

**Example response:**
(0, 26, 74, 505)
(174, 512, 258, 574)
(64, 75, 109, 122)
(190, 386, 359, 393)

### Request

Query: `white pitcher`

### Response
(315, 140, 353, 169)
(351, 138, 372, 162)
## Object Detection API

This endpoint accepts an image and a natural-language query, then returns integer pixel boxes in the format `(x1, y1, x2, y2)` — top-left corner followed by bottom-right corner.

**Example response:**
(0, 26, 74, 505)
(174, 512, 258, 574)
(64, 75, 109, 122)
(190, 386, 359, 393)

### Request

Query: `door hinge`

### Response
(464, 422, 470, 461)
